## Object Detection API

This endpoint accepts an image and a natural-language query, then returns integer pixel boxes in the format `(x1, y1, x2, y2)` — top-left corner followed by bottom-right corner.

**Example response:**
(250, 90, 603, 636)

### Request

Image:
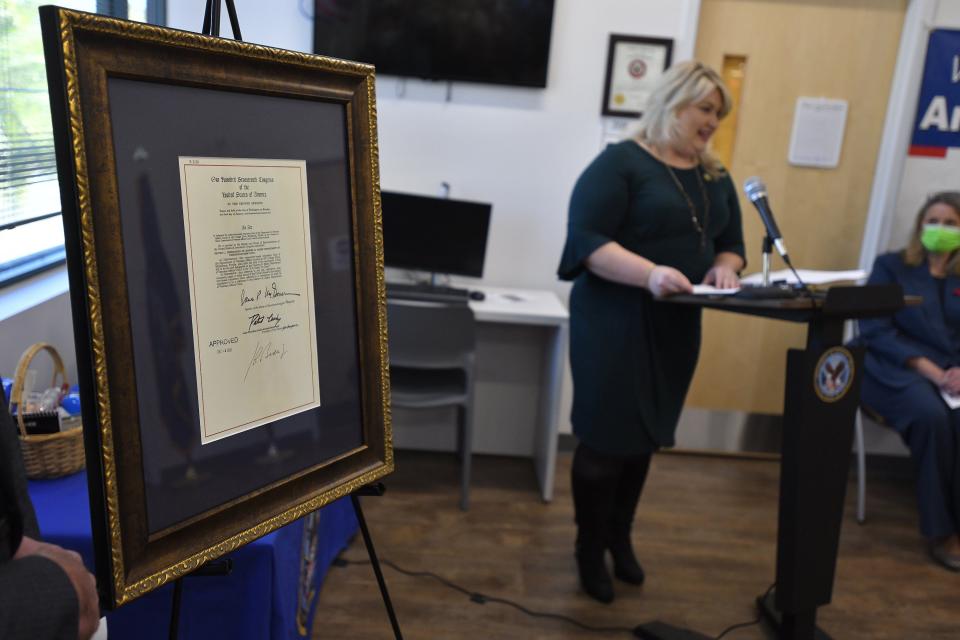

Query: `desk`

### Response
(390, 284, 568, 502)
(28, 472, 357, 640)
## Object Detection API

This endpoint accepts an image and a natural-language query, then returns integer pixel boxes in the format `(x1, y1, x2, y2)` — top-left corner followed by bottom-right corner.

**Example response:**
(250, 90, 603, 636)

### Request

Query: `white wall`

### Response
(936, 0, 960, 24)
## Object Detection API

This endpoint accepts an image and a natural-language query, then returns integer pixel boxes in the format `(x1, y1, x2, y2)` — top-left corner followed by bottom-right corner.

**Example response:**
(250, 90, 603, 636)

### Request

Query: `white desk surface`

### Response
(469, 285, 568, 326)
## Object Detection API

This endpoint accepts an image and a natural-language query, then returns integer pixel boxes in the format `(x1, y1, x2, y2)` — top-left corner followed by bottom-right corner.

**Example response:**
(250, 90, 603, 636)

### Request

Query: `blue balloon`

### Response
(61, 390, 82, 415)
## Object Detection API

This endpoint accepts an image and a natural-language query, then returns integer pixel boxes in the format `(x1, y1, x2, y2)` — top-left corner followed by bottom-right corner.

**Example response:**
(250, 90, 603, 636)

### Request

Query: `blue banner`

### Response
(911, 29, 960, 157)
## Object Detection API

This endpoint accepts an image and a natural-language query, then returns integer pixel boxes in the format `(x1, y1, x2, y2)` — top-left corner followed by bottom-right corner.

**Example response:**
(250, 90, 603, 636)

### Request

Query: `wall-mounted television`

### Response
(380, 191, 491, 278)
(313, 1, 556, 88)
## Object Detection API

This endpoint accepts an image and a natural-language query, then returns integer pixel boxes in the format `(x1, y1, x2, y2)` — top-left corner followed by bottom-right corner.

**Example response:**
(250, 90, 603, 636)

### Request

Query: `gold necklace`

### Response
(664, 163, 710, 251)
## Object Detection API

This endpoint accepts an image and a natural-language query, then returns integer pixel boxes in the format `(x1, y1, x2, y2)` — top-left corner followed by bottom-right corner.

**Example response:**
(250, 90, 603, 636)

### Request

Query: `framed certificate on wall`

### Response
(40, 6, 392, 609)
(601, 34, 674, 118)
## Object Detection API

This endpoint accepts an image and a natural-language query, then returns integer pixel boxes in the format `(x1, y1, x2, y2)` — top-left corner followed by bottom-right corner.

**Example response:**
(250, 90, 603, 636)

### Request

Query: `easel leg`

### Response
(168, 577, 184, 640)
(351, 492, 403, 640)
(167, 559, 233, 640)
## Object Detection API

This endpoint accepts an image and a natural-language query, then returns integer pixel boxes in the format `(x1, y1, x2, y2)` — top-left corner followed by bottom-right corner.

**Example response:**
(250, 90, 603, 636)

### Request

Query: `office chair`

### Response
(847, 318, 869, 524)
(386, 298, 477, 510)
(849, 319, 904, 524)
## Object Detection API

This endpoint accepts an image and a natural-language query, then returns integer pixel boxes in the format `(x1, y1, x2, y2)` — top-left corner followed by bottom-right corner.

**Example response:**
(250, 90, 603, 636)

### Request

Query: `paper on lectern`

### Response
(740, 269, 867, 287)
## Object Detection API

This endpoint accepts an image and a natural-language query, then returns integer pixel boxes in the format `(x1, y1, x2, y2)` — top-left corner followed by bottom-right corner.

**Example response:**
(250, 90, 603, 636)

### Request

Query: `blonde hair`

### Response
(633, 60, 732, 178)
(903, 191, 960, 275)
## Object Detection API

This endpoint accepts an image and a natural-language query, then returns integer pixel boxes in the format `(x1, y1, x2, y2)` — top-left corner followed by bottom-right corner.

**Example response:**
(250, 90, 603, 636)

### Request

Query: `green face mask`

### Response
(921, 224, 960, 253)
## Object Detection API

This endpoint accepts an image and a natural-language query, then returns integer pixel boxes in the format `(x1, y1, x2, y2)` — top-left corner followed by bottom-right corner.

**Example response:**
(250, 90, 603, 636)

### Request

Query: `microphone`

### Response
(743, 176, 789, 261)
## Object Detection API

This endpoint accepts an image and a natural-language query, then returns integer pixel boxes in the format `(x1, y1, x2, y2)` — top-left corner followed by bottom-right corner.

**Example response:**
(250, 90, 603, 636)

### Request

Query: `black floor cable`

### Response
(713, 583, 774, 639)
(334, 556, 634, 635)
(334, 556, 775, 639)
(782, 255, 815, 299)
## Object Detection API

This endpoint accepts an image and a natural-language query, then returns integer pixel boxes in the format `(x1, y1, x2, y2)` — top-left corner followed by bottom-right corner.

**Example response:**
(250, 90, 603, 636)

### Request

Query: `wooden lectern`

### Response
(646, 284, 906, 640)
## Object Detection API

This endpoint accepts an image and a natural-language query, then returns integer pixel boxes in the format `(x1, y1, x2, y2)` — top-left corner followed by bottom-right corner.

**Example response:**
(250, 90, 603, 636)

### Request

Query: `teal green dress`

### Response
(558, 140, 745, 454)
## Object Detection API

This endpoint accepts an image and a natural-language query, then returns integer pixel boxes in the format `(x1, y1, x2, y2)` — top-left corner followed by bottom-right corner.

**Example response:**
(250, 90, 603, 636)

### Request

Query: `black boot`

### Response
(574, 537, 614, 603)
(608, 453, 651, 585)
(572, 443, 619, 603)
(609, 533, 645, 585)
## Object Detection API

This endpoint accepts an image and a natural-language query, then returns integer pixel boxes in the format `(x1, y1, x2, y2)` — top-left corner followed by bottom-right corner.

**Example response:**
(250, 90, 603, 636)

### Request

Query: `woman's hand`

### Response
(647, 265, 693, 297)
(909, 358, 960, 395)
(941, 367, 960, 396)
(703, 265, 740, 289)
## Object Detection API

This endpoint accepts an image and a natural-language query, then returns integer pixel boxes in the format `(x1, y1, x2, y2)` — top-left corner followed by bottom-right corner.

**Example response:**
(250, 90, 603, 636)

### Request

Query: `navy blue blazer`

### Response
(859, 252, 960, 390)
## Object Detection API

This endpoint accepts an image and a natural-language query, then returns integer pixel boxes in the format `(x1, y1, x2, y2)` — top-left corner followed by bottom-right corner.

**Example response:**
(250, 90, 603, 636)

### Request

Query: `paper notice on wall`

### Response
(788, 97, 848, 168)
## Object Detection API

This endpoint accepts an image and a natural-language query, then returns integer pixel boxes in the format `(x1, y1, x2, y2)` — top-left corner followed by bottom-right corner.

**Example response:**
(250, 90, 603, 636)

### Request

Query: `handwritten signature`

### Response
(240, 282, 300, 307)
(264, 282, 300, 299)
(243, 340, 287, 382)
(247, 312, 282, 332)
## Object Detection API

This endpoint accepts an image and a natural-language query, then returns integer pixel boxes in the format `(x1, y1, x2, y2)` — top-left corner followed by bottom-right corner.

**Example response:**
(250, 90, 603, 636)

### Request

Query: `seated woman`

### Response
(859, 191, 960, 571)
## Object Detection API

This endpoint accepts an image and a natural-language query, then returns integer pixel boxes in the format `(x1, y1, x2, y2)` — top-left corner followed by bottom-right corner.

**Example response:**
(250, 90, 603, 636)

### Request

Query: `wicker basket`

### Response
(10, 343, 85, 479)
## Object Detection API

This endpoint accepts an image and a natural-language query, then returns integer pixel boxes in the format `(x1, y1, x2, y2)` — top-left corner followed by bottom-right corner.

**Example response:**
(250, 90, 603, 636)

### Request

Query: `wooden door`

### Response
(688, 0, 906, 414)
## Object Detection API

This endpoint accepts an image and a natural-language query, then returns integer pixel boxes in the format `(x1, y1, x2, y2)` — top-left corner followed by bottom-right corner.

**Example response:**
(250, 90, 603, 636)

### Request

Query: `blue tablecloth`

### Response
(28, 472, 357, 640)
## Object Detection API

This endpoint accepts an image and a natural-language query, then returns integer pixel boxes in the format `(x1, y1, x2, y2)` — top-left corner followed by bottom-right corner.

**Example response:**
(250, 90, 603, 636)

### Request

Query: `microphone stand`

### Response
(735, 235, 798, 299)
(762, 235, 773, 287)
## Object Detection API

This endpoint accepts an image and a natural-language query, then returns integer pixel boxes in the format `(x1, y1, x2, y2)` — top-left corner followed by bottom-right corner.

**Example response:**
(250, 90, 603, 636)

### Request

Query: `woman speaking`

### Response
(557, 61, 745, 603)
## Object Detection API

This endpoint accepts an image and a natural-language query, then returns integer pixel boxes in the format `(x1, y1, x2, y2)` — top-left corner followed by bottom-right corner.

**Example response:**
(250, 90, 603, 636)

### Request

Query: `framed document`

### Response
(178, 157, 322, 444)
(601, 34, 673, 118)
(40, 6, 392, 609)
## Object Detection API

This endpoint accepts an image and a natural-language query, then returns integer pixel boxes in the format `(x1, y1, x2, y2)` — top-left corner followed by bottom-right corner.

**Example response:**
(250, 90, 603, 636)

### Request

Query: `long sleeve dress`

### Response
(558, 140, 745, 455)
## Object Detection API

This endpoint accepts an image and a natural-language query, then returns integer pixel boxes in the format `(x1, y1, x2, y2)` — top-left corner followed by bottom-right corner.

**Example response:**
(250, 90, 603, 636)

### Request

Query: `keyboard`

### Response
(386, 282, 470, 302)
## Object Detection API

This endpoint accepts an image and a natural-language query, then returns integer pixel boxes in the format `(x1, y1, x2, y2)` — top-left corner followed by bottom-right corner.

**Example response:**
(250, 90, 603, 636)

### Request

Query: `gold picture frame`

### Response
(40, 6, 392, 609)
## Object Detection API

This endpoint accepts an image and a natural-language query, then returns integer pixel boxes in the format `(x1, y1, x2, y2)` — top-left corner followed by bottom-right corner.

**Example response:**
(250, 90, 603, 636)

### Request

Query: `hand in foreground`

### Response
(15, 536, 100, 640)
(702, 265, 740, 289)
(647, 265, 693, 297)
(941, 368, 960, 396)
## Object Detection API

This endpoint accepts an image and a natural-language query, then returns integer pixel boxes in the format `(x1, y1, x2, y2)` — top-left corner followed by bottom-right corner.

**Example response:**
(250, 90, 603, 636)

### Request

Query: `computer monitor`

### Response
(380, 191, 491, 278)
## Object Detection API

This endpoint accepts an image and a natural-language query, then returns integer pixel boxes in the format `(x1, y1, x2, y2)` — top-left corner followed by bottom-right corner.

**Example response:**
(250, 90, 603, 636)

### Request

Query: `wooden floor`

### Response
(312, 450, 959, 639)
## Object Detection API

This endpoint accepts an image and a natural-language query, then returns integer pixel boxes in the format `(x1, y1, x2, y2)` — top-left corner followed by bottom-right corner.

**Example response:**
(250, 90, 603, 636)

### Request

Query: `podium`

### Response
(660, 284, 907, 640)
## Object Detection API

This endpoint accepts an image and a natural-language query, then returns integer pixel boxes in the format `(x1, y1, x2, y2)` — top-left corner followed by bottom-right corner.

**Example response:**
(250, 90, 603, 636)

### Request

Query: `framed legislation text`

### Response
(601, 34, 673, 118)
(40, 6, 392, 609)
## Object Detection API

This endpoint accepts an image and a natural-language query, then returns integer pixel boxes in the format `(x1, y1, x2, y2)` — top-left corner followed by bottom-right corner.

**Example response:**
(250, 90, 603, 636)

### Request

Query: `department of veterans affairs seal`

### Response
(814, 347, 854, 403)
